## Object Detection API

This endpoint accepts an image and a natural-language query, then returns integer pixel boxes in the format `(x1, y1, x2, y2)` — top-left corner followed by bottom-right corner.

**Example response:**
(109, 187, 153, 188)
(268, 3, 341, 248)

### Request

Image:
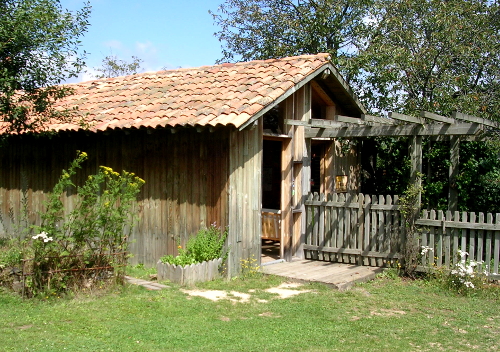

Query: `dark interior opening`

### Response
(262, 140, 282, 209)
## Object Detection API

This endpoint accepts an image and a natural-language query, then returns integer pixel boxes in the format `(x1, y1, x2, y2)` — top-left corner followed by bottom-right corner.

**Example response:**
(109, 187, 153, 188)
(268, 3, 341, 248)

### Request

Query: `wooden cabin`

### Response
(0, 53, 366, 275)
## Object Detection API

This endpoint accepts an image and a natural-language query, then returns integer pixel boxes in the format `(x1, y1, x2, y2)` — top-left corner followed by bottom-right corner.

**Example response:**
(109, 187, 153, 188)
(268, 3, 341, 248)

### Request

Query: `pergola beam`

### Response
(389, 112, 425, 125)
(420, 111, 456, 124)
(361, 114, 396, 125)
(305, 122, 482, 138)
(452, 112, 500, 128)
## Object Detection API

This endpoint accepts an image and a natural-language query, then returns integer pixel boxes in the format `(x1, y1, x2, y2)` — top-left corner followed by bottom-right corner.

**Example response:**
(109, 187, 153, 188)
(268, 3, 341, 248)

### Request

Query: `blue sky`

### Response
(60, 0, 226, 81)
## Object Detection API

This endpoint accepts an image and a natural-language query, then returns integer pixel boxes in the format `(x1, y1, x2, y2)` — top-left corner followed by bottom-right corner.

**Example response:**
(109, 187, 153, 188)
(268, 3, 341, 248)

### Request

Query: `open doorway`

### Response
(262, 139, 282, 263)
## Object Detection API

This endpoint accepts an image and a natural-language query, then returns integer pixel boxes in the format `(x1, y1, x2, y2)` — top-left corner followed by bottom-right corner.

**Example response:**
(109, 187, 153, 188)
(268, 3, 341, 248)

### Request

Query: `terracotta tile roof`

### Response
(6, 53, 339, 133)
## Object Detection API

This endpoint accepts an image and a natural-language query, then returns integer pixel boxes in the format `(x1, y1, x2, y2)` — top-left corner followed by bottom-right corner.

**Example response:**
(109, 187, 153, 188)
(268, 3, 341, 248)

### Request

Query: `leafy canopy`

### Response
(211, 0, 373, 81)
(357, 0, 500, 116)
(0, 0, 91, 133)
(93, 55, 143, 79)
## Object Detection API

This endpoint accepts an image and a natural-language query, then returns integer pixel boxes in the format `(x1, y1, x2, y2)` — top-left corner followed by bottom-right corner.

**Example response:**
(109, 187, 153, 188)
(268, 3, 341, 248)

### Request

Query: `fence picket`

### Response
(445, 211, 452, 267)
(469, 212, 477, 262)
(477, 213, 485, 270)
(494, 214, 500, 275)
(363, 194, 371, 266)
(420, 210, 429, 267)
(485, 213, 493, 275)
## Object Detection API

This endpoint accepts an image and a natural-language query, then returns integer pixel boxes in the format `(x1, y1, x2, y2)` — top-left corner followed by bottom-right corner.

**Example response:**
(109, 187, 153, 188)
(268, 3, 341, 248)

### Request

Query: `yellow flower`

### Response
(178, 245, 182, 249)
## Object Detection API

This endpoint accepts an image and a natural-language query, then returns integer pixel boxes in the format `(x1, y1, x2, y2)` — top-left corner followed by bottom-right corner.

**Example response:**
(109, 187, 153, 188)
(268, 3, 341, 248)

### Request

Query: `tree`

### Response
(0, 0, 91, 133)
(93, 55, 143, 79)
(211, 0, 373, 81)
(213, 0, 500, 213)
(356, 0, 500, 116)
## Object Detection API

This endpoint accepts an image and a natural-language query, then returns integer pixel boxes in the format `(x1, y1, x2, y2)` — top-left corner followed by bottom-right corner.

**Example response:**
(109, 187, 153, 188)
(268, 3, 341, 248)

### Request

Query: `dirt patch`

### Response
(181, 282, 313, 303)
(265, 282, 313, 299)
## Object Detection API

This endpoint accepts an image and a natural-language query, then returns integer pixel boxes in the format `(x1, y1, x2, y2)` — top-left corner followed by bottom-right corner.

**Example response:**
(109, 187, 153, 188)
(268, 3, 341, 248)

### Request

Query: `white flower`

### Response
(421, 246, 433, 255)
(457, 250, 469, 259)
(464, 281, 475, 289)
(32, 231, 51, 242)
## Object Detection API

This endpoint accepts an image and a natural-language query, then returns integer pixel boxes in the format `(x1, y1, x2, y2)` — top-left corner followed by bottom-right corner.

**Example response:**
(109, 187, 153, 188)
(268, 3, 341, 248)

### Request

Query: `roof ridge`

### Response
(67, 53, 332, 87)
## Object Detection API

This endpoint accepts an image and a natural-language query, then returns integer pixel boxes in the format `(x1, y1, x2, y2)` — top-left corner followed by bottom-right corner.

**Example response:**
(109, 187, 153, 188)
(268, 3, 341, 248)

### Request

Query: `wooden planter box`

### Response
(156, 258, 223, 285)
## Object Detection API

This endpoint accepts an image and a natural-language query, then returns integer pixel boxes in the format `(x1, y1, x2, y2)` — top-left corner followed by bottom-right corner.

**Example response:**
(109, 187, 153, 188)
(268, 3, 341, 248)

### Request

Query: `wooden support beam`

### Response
(310, 80, 336, 106)
(361, 114, 396, 125)
(410, 135, 423, 206)
(305, 123, 482, 138)
(335, 115, 365, 124)
(420, 111, 456, 124)
(448, 136, 459, 212)
(452, 111, 500, 129)
(389, 112, 425, 124)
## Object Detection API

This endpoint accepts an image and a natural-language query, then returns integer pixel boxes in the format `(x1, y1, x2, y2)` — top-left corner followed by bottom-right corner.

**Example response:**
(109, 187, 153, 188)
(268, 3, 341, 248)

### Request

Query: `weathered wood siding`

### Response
(0, 128, 231, 267)
(227, 121, 263, 276)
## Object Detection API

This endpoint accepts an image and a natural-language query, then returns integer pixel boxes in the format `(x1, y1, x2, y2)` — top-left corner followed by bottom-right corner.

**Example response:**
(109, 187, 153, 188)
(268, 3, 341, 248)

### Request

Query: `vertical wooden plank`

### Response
(469, 212, 477, 262)
(345, 194, 352, 263)
(444, 211, 452, 267)
(429, 210, 436, 268)
(485, 213, 492, 275)
(318, 193, 325, 260)
(461, 211, 468, 254)
(410, 136, 423, 206)
(362, 195, 370, 265)
(325, 193, 332, 248)
(312, 193, 320, 260)
(281, 137, 293, 261)
(448, 136, 459, 212)
(420, 210, 428, 267)
(376, 195, 384, 266)
(436, 210, 444, 267)
(369, 195, 377, 266)
(494, 214, 500, 276)
(477, 212, 484, 270)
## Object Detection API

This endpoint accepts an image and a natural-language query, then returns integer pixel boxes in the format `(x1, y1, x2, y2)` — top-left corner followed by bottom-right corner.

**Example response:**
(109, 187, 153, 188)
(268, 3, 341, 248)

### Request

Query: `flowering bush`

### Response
(26, 152, 145, 296)
(445, 250, 487, 295)
(160, 224, 228, 267)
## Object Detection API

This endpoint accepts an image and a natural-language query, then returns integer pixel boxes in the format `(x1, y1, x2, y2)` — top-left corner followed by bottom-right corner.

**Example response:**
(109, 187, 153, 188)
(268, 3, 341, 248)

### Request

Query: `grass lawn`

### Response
(1, 273, 499, 352)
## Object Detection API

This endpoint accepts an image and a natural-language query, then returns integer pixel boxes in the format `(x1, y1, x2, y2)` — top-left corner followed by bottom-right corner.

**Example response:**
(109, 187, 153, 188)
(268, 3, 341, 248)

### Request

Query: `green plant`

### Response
(160, 224, 228, 266)
(240, 255, 261, 279)
(398, 174, 424, 277)
(444, 250, 488, 296)
(26, 152, 145, 296)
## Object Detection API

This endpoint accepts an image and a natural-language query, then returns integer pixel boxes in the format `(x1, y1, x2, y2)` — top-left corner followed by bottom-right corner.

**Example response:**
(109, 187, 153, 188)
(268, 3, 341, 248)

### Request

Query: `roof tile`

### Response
(12, 54, 333, 133)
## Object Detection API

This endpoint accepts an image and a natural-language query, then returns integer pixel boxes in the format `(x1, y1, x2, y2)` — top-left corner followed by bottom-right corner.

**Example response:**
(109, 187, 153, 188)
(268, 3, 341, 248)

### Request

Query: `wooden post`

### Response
(409, 135, 423, 206)
(448, 136, 459, 212)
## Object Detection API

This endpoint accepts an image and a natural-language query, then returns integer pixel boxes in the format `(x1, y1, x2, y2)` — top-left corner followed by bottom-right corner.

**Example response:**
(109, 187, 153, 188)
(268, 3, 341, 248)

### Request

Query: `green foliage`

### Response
(0, 0, 91, 132)
(356, 0, 500, 116)
(211, 0, 373, 81)
(94, 55, 143, 79)
(26, 151, 145, 296)
(429, 250, 490, 297)
(398, 175, 424, 277)
(240, 255, 261, 279)
(0, 238, 26, 269)
(160, 224, 228, 267)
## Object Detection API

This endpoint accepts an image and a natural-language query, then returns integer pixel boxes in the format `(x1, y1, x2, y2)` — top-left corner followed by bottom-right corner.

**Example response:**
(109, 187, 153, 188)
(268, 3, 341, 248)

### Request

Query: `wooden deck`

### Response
(262, 260, 384, 291)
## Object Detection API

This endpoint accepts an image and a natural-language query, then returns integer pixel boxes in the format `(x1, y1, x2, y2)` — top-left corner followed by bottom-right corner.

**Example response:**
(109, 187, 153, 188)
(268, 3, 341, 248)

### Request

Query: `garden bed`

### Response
(157, 258, 223, 285)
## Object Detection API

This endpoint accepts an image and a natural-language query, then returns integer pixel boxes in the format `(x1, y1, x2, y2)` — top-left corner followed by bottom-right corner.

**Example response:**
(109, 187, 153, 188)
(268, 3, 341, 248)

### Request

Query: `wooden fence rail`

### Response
(304, 193, 500, 279)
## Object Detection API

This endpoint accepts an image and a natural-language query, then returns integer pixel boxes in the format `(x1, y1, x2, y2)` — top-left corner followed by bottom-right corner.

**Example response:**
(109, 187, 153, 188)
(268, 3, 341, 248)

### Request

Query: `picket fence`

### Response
(304, 193, 500, 279)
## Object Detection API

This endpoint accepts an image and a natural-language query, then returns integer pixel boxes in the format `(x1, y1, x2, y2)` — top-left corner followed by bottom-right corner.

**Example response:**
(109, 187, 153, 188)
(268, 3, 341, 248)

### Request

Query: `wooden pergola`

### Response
(288, 110, 500, 211)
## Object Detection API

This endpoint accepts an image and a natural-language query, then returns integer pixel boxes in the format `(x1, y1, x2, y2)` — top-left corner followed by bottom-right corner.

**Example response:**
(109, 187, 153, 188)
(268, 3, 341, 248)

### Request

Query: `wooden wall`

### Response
(0, 128, 231, 267)
(227, 120, 263, 276)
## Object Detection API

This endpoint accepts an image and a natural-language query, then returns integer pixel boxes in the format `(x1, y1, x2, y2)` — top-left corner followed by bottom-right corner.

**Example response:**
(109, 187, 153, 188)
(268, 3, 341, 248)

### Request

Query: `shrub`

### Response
(160, 224, 228, 267)
(25, 152, 145, 296)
